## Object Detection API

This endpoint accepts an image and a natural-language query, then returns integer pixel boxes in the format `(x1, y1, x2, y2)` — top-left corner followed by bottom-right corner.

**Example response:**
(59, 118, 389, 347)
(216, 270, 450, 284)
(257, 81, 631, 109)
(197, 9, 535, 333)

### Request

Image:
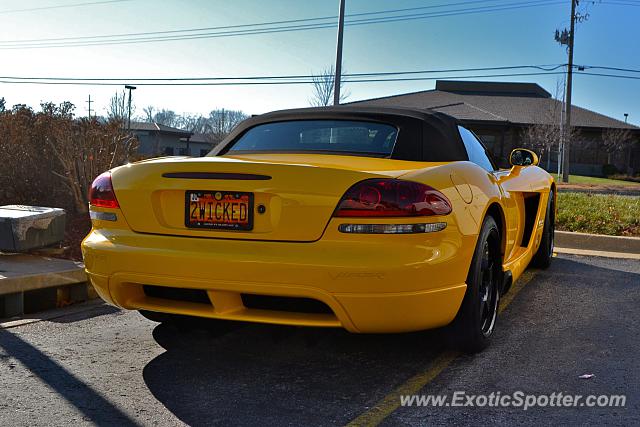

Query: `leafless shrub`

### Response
(0, 101, 136, 214)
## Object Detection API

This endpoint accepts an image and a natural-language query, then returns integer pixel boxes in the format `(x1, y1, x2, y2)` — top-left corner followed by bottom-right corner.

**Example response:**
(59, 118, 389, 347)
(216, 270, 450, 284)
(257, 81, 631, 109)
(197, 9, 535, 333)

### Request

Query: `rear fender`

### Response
(399, 162, 490, 237)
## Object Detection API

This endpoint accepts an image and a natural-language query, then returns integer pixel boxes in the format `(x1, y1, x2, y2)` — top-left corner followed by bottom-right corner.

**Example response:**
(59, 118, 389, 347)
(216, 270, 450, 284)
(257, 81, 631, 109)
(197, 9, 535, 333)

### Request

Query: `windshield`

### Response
(225, 120, 398, 156)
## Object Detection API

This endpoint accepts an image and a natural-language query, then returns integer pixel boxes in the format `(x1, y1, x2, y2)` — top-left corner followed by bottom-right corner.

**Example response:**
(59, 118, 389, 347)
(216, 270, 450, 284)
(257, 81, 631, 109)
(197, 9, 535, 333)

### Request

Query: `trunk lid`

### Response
(111, 154, 443, 242)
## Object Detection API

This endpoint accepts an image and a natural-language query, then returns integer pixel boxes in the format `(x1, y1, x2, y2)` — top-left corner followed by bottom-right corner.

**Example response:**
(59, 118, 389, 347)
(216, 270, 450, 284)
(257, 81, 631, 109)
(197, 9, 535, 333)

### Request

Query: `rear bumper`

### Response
(82, 223, 474, 333)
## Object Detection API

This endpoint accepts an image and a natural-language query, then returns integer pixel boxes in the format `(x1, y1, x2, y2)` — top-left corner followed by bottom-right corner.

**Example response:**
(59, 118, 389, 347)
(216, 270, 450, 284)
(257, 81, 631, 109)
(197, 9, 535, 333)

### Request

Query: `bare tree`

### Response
(107, 90, 128, 122)
(520, 80, 576, 169)
(153, 109, 180, 127)
(134, 106, 249, 144)
(143, 106, 155, 122)
(177, 114, 209, 133)
(207, 108, 248, 142)
(521, 123, 561, 155)
(521, 122, 579, 168)
(602, 127, 633, 169)
(309, 65, 350, 107)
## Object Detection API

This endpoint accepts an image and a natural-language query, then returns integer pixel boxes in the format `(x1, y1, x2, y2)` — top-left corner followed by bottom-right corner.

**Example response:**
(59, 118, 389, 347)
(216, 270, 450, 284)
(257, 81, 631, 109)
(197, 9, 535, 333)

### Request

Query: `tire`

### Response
(531, 190, 555, 269)
(452, 216, 502, 353)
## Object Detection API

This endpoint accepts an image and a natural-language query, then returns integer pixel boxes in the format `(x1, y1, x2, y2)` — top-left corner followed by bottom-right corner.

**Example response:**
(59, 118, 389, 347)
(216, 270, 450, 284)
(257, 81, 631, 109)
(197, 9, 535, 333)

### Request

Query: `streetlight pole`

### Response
(333, 0, 346, 106)
(125, 85, 136, 132)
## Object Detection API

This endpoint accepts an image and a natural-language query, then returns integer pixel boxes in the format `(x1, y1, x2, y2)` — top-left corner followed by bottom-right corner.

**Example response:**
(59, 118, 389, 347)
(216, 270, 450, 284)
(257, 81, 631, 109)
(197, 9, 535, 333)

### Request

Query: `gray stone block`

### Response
(0, 292, 24, 318)
(23, 287, 57, 314)
(0, 205, 66, 252)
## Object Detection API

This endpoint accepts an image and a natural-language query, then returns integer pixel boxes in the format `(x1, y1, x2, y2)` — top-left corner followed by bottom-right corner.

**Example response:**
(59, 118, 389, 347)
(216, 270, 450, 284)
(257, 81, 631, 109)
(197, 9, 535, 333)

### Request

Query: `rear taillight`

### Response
(334, 179, 451, 217)
(89, 172, 119, 209)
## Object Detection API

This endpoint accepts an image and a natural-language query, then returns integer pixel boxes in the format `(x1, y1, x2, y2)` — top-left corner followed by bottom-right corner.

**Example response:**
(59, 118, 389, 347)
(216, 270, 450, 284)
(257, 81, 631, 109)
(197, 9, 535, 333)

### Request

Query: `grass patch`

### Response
(551, 173, 640, 187)
(557, 192, 640, 236)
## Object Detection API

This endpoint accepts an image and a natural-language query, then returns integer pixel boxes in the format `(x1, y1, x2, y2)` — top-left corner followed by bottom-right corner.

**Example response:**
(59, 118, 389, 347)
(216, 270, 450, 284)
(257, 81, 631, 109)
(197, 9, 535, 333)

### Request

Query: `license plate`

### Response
(185, 191, 253, 231)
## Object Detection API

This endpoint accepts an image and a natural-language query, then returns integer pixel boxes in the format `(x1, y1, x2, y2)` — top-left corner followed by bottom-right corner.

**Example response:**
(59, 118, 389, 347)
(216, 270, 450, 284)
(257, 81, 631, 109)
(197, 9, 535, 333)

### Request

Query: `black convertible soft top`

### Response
(212, 106, 469, 162)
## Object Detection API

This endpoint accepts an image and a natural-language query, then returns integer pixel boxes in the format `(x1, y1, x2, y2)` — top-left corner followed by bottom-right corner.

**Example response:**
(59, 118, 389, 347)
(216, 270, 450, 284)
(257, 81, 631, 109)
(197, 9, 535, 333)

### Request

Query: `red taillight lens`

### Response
(334, 179, 452, 217)
(89, 172, 119, 209)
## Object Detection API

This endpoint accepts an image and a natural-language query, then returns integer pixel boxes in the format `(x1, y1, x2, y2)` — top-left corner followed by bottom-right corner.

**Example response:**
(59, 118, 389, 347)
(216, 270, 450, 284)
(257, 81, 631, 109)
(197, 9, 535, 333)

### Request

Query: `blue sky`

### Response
(0, 0, 638, 125)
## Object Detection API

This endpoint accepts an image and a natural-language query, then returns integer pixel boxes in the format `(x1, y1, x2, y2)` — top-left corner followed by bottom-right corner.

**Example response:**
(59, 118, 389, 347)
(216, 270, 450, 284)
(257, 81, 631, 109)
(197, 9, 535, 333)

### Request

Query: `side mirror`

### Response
(509, 148, 539, 167)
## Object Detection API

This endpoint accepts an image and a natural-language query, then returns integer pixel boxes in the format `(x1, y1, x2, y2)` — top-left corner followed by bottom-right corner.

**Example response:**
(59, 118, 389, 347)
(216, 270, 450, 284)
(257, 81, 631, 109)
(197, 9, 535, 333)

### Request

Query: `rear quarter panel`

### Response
(400, 161, 503, 238)
(402, 162, 553, 271)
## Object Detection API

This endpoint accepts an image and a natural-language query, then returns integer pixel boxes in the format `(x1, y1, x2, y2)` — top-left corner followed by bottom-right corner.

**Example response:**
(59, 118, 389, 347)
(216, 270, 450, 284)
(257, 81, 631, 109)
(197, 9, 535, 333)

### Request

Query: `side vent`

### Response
(520, 193, 541, 247)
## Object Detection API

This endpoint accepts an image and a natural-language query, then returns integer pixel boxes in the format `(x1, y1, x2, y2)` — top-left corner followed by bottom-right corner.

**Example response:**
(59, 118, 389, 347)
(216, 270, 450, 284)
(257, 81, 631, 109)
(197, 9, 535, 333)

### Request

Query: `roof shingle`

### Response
(350, 81, 638, 130)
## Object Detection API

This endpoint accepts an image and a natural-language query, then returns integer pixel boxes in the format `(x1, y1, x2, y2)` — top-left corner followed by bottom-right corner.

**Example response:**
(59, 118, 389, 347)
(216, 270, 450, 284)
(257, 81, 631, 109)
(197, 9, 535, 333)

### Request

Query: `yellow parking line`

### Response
(345, 351, 459, 427)
(345, 269, 539, 427)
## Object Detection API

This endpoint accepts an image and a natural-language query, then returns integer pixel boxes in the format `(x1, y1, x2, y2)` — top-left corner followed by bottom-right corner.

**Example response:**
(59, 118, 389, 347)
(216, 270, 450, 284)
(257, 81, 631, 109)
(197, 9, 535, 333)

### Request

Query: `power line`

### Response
(0, 64, 567, 82)
(581, 65, 640, 74)
(0, 0, 520, 44)
(0, 71, 570, 86)
(0, 67, 638, 87)
(601, 0, 640, 6)
(576, 72, 640, 81)
(0, 0, 565, 49)
(1, 0, 564, 48)
(0, 0, 131, 15)
(3, 64, 640, 86)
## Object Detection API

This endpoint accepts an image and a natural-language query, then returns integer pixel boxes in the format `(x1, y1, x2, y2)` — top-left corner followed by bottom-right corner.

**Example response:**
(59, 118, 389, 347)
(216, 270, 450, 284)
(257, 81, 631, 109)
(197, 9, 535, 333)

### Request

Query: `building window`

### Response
(478, 135, 497, 151)
(163, 147, 174, 155)
(177, 148, 188, 156)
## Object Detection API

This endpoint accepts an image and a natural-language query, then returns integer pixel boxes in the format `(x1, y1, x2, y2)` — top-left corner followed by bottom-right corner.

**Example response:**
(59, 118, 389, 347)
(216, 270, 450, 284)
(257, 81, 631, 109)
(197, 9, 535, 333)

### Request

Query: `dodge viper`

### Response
(82, 106, 555, 351)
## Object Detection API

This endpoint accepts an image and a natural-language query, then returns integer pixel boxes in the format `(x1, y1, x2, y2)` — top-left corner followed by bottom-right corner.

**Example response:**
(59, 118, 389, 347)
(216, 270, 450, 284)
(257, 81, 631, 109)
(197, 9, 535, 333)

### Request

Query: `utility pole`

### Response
(561, 0, 577, 183)
(558, 76, 565, 177)
(333, 0, 346, 106)
(125, 85, 136, 132)
(86, 94, 93, 119)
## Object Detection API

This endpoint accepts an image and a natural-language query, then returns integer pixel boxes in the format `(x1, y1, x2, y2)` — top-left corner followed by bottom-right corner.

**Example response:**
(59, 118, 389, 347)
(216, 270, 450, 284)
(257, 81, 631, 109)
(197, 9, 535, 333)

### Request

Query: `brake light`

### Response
(89, 172, 119, 209)
(334, 179, 451, 217)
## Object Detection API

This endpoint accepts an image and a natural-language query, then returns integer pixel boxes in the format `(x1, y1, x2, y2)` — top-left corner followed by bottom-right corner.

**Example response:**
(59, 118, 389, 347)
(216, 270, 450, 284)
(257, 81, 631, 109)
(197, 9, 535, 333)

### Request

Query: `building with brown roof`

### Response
(130, 122, 215, 157)
(351, 80, 639, 175)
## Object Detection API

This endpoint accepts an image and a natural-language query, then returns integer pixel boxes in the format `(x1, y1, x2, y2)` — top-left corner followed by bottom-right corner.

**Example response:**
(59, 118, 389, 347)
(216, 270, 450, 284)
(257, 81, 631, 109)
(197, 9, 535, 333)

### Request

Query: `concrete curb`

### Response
(557, 187, 640, 196)
(555, 230, 640, 255)
(555, 247, 640, 260)
(0, 253, 91, 318)
(0, 299, 106, 329)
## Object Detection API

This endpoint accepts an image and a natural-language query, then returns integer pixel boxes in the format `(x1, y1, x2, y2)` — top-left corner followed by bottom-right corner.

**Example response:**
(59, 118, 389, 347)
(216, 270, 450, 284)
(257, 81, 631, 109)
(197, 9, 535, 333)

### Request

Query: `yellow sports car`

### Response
(82, 107, 555, 352)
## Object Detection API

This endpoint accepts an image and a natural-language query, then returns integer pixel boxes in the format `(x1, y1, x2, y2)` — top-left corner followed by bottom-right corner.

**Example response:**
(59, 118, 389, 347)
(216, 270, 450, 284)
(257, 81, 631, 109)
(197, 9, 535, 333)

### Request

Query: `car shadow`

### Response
(143, 319, 451, 426)
(142, 255, 640, 426)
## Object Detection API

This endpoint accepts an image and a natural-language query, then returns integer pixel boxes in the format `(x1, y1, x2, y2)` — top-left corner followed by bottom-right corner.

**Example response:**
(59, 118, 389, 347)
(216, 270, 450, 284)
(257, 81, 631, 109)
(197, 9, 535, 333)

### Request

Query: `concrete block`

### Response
(23, 287, 57, 314)
(0, 253, 86, 296)
(57, 282, 90, 306)
(0, 292, 24, 318)
(0, 205, 66, 252)
(68, 282, 90, 302)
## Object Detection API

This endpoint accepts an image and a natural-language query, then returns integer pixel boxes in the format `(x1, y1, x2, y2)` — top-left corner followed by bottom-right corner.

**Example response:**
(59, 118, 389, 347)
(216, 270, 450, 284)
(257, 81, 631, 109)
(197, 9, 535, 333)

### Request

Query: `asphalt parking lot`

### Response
(0, 253, 638, 426)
